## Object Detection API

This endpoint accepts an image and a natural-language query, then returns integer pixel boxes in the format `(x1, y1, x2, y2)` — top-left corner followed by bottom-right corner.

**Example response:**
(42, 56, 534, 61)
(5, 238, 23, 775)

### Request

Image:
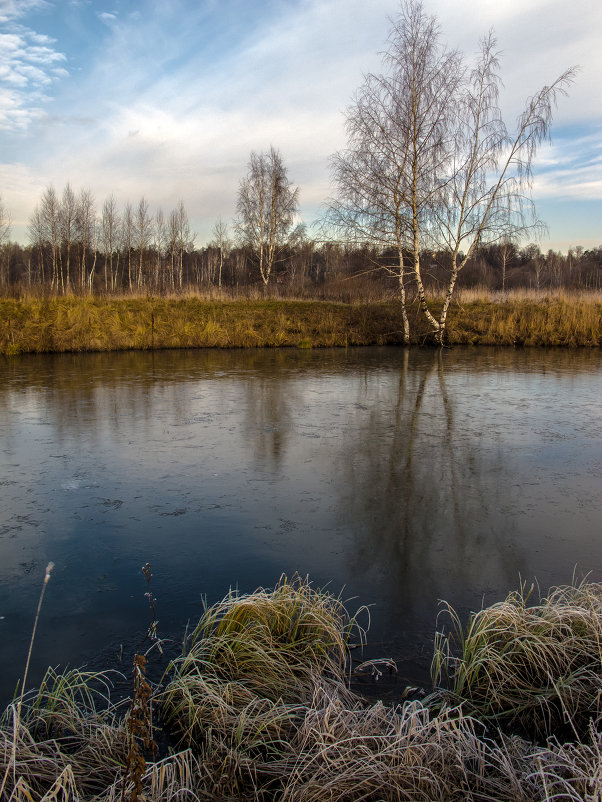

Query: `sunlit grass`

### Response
(1, 289, 600, 354)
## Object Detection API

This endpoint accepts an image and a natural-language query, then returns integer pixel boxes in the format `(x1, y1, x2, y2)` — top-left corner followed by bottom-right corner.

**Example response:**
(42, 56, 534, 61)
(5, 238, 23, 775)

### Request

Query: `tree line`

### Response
(0, 198, 599, 298)
(0, 2, 599, 314)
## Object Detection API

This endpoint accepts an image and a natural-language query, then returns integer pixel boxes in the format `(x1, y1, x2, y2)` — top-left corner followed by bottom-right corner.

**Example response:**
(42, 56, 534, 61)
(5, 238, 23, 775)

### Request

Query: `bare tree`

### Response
(167, 208, 178, 291)
(28, 206, 45, 285)
(122, 202, 134, 291)
(236, 147, 300, 286)
(210, 218, 231, 289)
(174, 200, 194, 289)
(331, 0, 575, 343)
(497, 240, 517, 292)
(0, 195, 11, 287)
(134, 197, 153, 290)
(101, 195, 121, 291)
(58, 183, 77, 292)
(76, 188, 96, 291)
(154, 208, 166, 291)
(39, 186, 61, 291)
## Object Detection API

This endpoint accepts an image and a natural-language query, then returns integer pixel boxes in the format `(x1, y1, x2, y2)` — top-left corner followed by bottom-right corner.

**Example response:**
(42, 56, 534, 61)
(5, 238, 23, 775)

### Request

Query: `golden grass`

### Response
(2, 577, 602, 800)
(1, 290, 600, 354)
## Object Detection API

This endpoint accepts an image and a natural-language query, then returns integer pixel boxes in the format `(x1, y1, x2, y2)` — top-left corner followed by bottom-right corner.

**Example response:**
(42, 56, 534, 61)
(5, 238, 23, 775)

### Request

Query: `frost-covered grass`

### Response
(2, 576, 602, 800)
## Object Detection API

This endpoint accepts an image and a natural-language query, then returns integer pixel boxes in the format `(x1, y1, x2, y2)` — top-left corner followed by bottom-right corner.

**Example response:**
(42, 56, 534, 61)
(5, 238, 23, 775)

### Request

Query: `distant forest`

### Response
(0, 189, 600, 296)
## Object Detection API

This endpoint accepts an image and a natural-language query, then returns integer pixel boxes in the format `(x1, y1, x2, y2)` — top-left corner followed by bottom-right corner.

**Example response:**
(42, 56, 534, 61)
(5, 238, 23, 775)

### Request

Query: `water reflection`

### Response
(1, 346, 601, 705)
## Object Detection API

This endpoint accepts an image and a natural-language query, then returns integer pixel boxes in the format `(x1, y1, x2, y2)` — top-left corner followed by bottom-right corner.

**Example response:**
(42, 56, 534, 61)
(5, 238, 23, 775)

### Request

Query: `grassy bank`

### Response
(1, 290, 601, 354)
(2, 576, 601, 801)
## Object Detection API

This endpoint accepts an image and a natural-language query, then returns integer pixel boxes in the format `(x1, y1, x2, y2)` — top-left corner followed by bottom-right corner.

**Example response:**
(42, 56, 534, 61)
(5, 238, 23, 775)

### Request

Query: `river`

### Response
(1, 346, 601, 705)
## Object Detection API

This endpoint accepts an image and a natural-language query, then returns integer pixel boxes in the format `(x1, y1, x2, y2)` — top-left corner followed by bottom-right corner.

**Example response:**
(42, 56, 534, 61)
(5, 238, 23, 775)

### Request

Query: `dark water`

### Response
(1, 346, 601, 705)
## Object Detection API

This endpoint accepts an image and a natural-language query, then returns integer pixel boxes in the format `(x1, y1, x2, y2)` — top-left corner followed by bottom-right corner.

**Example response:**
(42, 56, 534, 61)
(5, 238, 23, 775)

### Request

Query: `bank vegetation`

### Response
(1, 575, 601, 801)
(0, 288, 600, 355)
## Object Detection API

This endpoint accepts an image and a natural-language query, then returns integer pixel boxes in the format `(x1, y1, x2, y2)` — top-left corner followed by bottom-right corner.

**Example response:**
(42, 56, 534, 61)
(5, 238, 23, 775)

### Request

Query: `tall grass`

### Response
(1, 576, 602, 800)
(160, 576, 365, 753)
(431, 580, 602, 739)
(1, 290, 600, 354)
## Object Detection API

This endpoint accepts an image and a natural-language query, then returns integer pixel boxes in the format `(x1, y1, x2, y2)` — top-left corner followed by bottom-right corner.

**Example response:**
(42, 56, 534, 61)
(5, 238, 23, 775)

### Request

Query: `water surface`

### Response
(1, 346, 601, 704)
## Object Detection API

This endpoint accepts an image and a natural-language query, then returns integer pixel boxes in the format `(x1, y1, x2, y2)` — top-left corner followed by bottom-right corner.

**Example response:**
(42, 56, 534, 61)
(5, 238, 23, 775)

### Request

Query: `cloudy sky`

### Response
(0, 0, 600, 251)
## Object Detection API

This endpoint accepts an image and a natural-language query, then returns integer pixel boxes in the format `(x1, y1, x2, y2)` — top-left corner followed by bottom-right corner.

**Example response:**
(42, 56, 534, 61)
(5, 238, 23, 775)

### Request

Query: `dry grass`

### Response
(1, 290, 600, 354)
(431, 581, 602, 739)
(160, 576, 365, 752)
(2, 577, 602, 800)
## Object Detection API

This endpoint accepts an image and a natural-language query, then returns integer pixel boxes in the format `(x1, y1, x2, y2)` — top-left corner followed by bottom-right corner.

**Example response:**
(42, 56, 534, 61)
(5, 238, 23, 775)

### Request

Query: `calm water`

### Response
(1, 346, 601, 705)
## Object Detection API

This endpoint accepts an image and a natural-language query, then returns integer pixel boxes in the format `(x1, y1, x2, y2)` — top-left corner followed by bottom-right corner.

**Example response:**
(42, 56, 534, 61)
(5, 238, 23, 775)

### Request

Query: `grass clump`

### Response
(2, 576, 602, 800)
(1, 668, 129, 799)
(160, 576, 364, 753)
(431, 580, 602, 739)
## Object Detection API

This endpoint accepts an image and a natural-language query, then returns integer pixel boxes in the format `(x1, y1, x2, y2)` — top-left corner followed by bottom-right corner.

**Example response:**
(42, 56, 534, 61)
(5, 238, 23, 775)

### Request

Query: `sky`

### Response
(0, 0, 600, 252)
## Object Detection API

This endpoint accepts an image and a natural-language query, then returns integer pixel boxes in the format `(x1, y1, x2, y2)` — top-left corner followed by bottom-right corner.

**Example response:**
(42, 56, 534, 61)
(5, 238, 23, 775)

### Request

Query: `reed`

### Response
(1, 291, 600, 354)
(1, 668, 129, 799)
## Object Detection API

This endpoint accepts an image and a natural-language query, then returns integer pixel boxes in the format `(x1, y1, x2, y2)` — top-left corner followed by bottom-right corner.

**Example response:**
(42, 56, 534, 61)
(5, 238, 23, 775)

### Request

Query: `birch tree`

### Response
(210, 218, 230, 289)
(331, 0, 575, 343)
(134, 197, 153, 290)
(122, 202, 134, 291)
(236, 147, 300, 286)
(174, 200, 193, 289)
(76, 188, 96, 291)
(39, 186, 61, 291)
(58, 184, 76, 292)
(0, 195, 11, 288)
(101, 196, 120, 291)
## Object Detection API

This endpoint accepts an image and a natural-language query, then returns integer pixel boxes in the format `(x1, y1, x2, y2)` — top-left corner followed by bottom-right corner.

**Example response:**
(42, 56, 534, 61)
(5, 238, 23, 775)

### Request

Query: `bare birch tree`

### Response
(122, 202, 134, 291)
(58, 183, 76, 292)
(76, 188, 96, 291)
(174, 200, 193, 289)
(330, 0, 575, 343)
(134, 197, 153, 290)
(154, 208, 166, 291)
(0, 195, 11, 288)
(101, 196, 121, 291)
(236, 147, 300, 286)
(210, 218, 230, 289)
(28, 206, 46, 285)
(39, 186, 61, 291)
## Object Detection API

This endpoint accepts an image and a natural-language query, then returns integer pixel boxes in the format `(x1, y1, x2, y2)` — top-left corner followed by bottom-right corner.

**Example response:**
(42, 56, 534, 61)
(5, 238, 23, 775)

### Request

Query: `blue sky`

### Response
(0, 0, 600, 251)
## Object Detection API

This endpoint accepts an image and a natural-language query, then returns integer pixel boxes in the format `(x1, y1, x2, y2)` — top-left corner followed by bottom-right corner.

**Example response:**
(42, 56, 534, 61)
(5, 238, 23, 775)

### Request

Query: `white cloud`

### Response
(532, 128, 602, 201)
(0, 0, 50, 24)
(1, 0, 600, 249)
(0, 18, 67, 132)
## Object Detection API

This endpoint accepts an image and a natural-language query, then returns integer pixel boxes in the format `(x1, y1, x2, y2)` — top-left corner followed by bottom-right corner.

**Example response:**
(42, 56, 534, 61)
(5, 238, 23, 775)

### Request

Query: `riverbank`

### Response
(1, 291, 601, 354)
(1, 576, 601, 801)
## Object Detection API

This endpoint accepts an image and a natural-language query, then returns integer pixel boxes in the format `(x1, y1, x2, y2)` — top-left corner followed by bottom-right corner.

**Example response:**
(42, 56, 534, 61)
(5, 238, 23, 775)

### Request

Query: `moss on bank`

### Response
(0, 294, 601, 355)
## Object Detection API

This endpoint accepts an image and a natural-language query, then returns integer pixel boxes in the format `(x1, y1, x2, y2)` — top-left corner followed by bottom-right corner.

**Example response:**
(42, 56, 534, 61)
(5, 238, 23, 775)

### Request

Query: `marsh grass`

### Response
(160, 576, 365, 754)
(2, 577, 602, 800)
(1, 290, 600, 354)
(431, 580, 602, 739)
(1, 668, 129, 799)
